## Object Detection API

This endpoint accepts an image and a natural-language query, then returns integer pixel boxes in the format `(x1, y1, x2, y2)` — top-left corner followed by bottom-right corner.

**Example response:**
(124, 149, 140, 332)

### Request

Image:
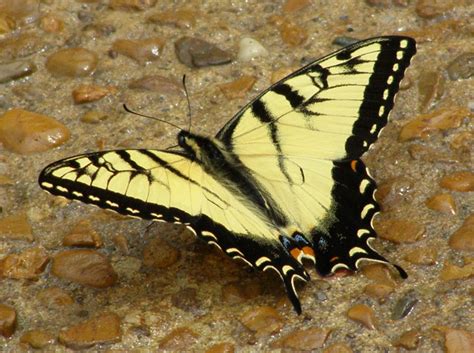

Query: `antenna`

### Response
(182, 75, 192, 133)
(122, 104, 183, 131)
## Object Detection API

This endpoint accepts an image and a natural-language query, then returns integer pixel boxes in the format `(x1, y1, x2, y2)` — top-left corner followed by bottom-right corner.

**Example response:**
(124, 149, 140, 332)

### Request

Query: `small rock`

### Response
(0, 0, 40, 27)
(272, 327, 331, 350)
(128, 75, 184, 96)
(347, 304, 377, 330)
(52, 249, 117, 288)
(323, 343, 354, 353)
(416, 0, 456, 19)
(443, 327, 474, 353)
(0, 108, 70, 154)
(440, 260, 474, 281)
(364, 284, 395, 301)
(112, 234, 129, 254)
(46, 48, 98, 77)
(0, 212, 33, 241)
(399, 107, 471, 141)
(72, 84, 116, 104)
(271, 16, 307, 46)
(0, 14, 16, 34)
(0, 60, 36, 83)
(37, 287, 74, 306)
(148, 8, 197, 28)
(218, 75, 256, 99)
(80, 111, 109, 124)
(361, 263, 398, 286)
(393, 329, 422, 350)
(376, 177, 414, 210)
(375, 219, 425, 244)
(59, 312, 121, 349)
(282, 0, 311, 12)
(450, 131, 473, 151)
(0, 247, 49, 280)
(109, 0, 157, 10)
(111, 38, 165, 65)
(403, 246, 438, 265)
(0, 33, 44, 61)
(63, 220, 103, 248)
(449, 215, 474, 251)
(440, 171, 474, 192)
(159, 327, 198, 351)
(332, 36, 360, 47)
(238, 37, 268, 62)
(40, 13, 64, 33)
(143, 237, 180, 269)
(175, 37, 232, 68)
(0, 304, 16, 338)
(447, 53, 474, 80)
(417, 69, 445, 111)
(171, 287, 200, 313)
(391, 290, 418, 320)
(20, 330, 56, 349)
(408, 144, 457, 163)
(425, 193, 457, 215)
(240, 306, 284, 336)
(205, 342, 235, 353)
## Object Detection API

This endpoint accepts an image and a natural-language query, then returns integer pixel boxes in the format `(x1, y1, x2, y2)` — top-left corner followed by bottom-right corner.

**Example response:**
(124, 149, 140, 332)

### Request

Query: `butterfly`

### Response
(39, 36, 416, 314)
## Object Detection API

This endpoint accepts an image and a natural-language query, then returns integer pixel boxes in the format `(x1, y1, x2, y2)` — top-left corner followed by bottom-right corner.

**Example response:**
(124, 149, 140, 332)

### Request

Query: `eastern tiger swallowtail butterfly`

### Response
(39, 36, 416, 314)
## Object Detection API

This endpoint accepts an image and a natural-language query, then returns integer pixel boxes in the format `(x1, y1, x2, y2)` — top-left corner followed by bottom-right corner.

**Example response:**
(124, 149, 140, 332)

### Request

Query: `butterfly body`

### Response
(39, 36, 416, 314)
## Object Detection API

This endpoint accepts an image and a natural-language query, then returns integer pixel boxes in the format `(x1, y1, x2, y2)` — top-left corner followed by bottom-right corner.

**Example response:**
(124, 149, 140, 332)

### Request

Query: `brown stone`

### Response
(376, 177, 414, 210)
(272, 327, 331, 350)
(323, 343, 354, 353)
(277, 19, 308, 46)
(112, 234, 129, 254)
(408, 144, 457, 163)
(0, 212, 33, 241)
(240, 306, 284, 336)
(450, 131, 473, 151)
(440, 171, 474, 192)
(20, 329, 56, 349)
(447, 52, 474, 80)
(0, 109, 70, 154)
(364, 284, 395, 301)
(148, 9, 197, 28)
(218, 75, 257, 99)
(282, 0, 311, 13)
(205, 342, 235, 353)
(425, 193, 457, 215)
(174, 36, 232, 68)
(40, 13, 63, 33)
(0, 247, 49, 280)
(440, 260, 474, 281)
(109, 0, 157, 10)
(444, 328, 474, 353)
(393, 329, 421, 350)
(417, 69, 445, 112)
(375, 218, 425, 244)
(347, 304, 377, 330)
(404, 246, 438, 265)
(72, 84, 116, 104)
(361, 263, 398, 286)
(128, 75, 184, 96)
(52, 249, 117, 288)
(143, 237, 180, 269)
(0, 33, 44, 61)
(63, 220, 103, 248)
(0, 304, 16, 337)
(112, 38, 165, 64)
(59, 312, 121, 349)
(80, 111, 109, 124)
(449, 215, 474, 251)
(46, 48, 98, 77)
(37, 287, 74, 306)
(399, 107, 471, 141)
(159, 327, 198, 350)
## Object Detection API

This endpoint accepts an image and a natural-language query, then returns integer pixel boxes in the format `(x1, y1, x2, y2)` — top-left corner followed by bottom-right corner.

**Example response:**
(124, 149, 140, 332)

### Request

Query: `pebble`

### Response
(416, 0, 456, 19)
(80, 110, 109, 124)
(148, 9, 196, 28)
(111, 38, 165, 65)
(447, 52, 474, 80)
(109, 0, 157, 10)
(376, 177, 413, 210)
(393, 329, 422, 350)
(270, 16, 307, 47)
(272, 327, 331, 350)
(221, 280, 262, 303)
(442, 327, 474, 353)
(399, 107, 471, 141)
(218, 75, 256, 99)
(37, 287, 74, 306)
(0, 304, 16, 338)
(0, 247, 49, 280)
(347, 304, 377, 330)
(128, 75, 184, 96)
(282, 0, 311, 13)
(364, 284, 395, 301)
(375, 218, 425, 244)
(237, 37, 268, 62)
(59, 312, 121, 349)
(0, 60, 36, 83)
(425, 193, 457, 215)
(52, 249, 117, 288)
(46, 48, 98, 77)
(0, 33, 44, 61)
(159, 327, 198, 351)
(450, 131, 473, 152)
(112, 234, 129, 254)
(391, 290, 418, 320)
(0, 212, 33, 241)
(20, 329, 56, 349)
(408, 144, 457, 163)
(449, 215, 474, 251)
(72, 84, 116, 104)
(175, 37, 232, 68)
(332, 36, 359, 47)
(418, 70, 445, 112)
(63, 220, 103, 248)
(205, 342, 235, 353)
(403, 246, 438, 265)
(142, 237, 180, 269)
(0, 108, 70, 154)
(40, 13, 64, 33)
(240, 306, 284, 336)
(0, 14, 15, 34)
(439, 260, 474, 281)
(361, 264, 397, 286)
(0, 0, 40, 28)
(323, 343, 354, 353)
(440, 171, 474, 192)
(171, 287, 201, 313)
